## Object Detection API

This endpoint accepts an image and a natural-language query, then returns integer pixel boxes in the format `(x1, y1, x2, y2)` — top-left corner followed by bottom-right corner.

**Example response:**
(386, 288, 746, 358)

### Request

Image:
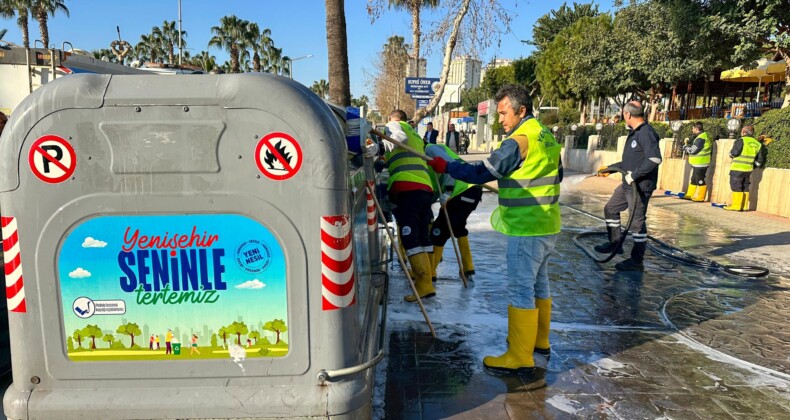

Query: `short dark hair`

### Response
(494, 84, 532, 115)
(426, 122, 433, 126)
(693, 122, 704, 131)
(389, 109, 408, 121)
(623, 101, 644, 118)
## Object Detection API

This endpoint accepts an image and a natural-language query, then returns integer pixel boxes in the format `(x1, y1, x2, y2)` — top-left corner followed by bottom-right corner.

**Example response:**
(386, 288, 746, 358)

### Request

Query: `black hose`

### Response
(568, 170, 770, 279)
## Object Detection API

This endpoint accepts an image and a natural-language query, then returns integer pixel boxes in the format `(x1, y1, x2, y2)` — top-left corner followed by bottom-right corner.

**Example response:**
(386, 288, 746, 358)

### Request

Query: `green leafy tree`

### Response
(460, 86, 487, 114)
(31, 0, 69, 48)
(225, 321, 249, 346)
(102, 333, 115, 348)
(116, 322, 142, 348)
(263, 319, 287, 344)
(248, 330, 260, 344)
(482, 65, 516, 98)
(81, 324, 102, 350)
(210, 333, 218, 347)
(531, 1, 600, 51)
(66, 336, 74, 351)
(662, 0, 790, 107)
(351, 95, 370, 109)
(217, 326, 229, 347)
(72, 328, 83, 348)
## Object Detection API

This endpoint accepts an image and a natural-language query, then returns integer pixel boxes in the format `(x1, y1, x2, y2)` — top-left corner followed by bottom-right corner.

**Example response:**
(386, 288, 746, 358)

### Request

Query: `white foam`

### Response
(546, 395, 583, 414)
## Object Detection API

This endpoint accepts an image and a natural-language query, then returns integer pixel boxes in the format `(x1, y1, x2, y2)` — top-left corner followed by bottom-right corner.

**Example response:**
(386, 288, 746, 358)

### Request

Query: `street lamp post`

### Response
(288, 54, 313, 80)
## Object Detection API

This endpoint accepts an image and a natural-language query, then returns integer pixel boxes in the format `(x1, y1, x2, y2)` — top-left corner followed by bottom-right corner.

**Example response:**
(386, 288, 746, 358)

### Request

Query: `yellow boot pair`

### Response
(404, 253, 436, 302)
(458, 236, 475, 279)
(724, 192, 748, 211)
(483, 306, 539, 373)
(691, 185, 707, 202)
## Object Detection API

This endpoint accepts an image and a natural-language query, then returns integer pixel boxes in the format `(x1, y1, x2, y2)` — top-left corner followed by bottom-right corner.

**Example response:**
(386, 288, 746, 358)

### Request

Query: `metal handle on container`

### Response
(317, 349, 385, 383)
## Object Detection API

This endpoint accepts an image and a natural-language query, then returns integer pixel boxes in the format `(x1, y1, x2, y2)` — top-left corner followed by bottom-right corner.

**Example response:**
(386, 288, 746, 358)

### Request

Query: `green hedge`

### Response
(754, 107, 790, 169)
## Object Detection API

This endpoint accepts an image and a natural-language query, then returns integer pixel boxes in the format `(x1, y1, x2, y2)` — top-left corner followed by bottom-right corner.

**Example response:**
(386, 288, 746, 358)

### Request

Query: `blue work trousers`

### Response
(506, 234, 557, 309)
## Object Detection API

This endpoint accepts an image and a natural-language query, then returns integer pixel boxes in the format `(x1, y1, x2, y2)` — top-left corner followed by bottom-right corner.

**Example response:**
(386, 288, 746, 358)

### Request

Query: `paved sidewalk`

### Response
(373, 167, 790, 419)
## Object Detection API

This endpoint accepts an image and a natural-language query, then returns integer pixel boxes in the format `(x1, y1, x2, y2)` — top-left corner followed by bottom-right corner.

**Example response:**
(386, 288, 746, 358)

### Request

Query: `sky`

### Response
(0, 0, 616, 101)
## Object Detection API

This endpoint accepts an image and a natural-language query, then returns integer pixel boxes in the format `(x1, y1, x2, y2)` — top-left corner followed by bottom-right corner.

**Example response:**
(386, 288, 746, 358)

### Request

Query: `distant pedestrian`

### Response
(595, 101, 662, 271)
(445, 124, 460, 153)
(681, 122, 712, 202)
(166, 329, 173, 354)
(423, 122, 439, 144)
(149, 334, 154, 350)
(724, 125, 767, 211)
(190, 334, 200, 355)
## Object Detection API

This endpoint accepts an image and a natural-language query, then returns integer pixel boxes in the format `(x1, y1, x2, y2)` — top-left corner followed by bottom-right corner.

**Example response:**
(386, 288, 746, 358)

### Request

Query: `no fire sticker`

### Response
(255, 132, 303, 181)
(28, 135, 76, 184)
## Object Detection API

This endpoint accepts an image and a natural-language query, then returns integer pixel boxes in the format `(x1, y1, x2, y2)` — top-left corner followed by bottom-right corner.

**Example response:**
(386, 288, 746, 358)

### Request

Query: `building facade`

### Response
(448, 56, 482, 89)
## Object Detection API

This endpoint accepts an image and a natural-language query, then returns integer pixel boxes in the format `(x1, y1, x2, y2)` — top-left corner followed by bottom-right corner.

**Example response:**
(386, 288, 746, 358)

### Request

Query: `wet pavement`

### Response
(372, 172, 790, 419)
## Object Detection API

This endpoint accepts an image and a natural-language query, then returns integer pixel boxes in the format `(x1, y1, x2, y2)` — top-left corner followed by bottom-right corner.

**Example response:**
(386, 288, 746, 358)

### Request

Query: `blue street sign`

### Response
(410, 94, 434, 100)
(405, 77, 440, 95)
(416, 98, 430, 108)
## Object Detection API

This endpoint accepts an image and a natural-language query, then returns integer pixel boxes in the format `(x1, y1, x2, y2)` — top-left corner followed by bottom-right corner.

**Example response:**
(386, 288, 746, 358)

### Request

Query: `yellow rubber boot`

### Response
(682, 184, 697, 200)
(483, 306, 539, 373)
(742, 192, 750, 211)
(404, 253, 436, 302)
(534, 298, 552, 355)
(692, 185, 707, 202)
(430, 246, 443, 282)
(458, 236, 475, 277)
(724, 192, 744, 211)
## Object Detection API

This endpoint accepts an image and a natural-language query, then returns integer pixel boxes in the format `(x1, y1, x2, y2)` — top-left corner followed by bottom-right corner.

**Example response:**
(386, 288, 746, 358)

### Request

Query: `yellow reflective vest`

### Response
(491, 118, 561, 236)
(384, 121, 433, 191)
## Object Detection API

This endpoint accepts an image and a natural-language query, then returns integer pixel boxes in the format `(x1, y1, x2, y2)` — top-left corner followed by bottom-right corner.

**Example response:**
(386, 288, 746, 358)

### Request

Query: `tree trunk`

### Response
(236, 333, 241, 345)
(412, 0, 472, 122)
(579, 97, 587, 124)
(275, 330, 281, 344)
(36, 11, 48, 48)
(649, 87, 659, 122)
(231, 47, 239, 73)
(411, 3, 421, 75)
(130, 334, 135, 347)
(253, 52, 261, 72)
(17, 10, 29, 48)
(91, 337, 96, 350)
(325, 0, 351, 106)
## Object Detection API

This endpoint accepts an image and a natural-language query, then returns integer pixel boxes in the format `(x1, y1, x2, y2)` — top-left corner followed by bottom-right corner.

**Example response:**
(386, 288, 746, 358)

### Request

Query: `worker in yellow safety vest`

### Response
(724, 125, 767, 211)
(384, 110, 436, 302)
(681, 122, 712, 202)
(424, 143, 483, 282)
(428, 85, 561, 374)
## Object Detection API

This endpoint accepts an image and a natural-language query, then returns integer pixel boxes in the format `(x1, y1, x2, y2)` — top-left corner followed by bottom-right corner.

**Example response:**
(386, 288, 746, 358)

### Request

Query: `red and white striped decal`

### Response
(366, 181, 376, 232)
(321, 215, 356, 310)
(2, 217, 27, 313)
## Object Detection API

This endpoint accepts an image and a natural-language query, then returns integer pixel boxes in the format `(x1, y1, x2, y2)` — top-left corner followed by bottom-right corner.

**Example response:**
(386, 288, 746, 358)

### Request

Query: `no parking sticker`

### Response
(28, 135, 76, 184)
(255, 132, 303, 181)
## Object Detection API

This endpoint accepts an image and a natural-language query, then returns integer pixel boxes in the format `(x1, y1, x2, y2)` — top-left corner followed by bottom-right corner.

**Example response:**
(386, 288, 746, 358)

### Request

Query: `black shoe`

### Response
(615, 259, 644, 271)
(593, 242, 623, 254)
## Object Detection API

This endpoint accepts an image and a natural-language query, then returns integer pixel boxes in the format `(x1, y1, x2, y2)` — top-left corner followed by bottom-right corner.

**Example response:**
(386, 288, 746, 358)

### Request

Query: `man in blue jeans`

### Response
(428, 84, 561, 374)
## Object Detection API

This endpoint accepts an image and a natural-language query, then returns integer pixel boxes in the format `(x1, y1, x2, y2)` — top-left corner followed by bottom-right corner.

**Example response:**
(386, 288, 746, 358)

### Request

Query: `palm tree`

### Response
(135, 33, 162, 64)
(258, 27, 274, 72)
(244, 22, 262, 72)
(208, 15, 248, 73)
(310, 79, 330, 99)
(266, 46, 284, 75)
(0, 28, 8, 41)
(1, 0, 32, 48)
(152, 20, 186, 65)
(238, 49, 251, 72)
(387, 0, 439, 75)
(281, 55, 291, 78)
(192, 50, 217, 73)
(31, 0, 69, 48)
(325, 0, 350, 105)
(92, 48, 116, 63)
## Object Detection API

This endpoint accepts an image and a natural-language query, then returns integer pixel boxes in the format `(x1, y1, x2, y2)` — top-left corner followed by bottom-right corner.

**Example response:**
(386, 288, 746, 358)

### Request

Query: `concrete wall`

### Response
(657, 138, 790, 218)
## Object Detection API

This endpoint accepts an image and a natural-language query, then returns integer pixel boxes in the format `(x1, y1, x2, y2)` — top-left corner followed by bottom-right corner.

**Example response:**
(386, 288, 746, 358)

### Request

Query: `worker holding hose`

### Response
(595, 101, 662, 271)
(428, 84, 561, 374)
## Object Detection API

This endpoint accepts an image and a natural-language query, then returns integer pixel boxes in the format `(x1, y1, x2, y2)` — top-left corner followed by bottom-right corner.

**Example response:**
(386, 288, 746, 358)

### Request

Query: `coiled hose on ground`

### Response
(569, 168, 769, 278)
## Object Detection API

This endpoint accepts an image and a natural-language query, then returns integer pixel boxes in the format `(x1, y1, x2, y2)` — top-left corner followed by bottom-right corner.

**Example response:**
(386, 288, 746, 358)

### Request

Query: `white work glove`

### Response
(439, 192, 452, 205)
(364, 141, 379, 158)
(624, 171, 634, 185)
